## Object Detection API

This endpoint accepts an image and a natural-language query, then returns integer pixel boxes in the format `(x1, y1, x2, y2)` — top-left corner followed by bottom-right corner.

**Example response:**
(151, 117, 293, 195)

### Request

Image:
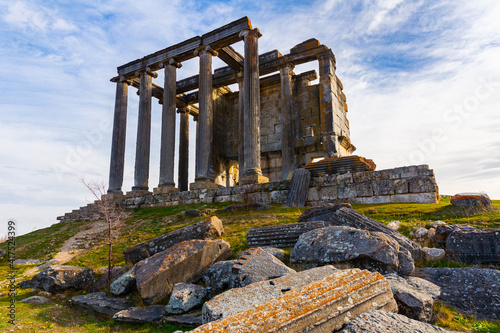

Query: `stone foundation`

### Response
(58, 165, 438, 222)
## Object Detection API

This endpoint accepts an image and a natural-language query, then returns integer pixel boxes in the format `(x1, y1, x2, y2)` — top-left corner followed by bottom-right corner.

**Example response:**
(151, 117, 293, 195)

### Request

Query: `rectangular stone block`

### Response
(372, 179, 396, 196)
(390, 193, 438, 204)
(195, 268, 397, 332)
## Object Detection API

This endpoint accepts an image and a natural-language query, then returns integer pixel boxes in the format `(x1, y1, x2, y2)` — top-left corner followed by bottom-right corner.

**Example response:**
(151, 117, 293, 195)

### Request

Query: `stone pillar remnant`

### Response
(156, 59, 182, 194)
(108, 77, 130, 195)
(132, 68, 157, 193)
(178, 107, 190, 192)
(191, 45, 219, 190)
(239, 28, 268, 185)
(236, 71, 245, 180)
(318, 50, 340, 158)
(280, 63, 296, 180)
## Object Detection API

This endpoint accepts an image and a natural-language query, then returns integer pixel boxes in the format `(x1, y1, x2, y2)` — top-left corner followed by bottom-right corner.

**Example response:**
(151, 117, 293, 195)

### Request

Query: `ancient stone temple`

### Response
(106, 17, 354, 196)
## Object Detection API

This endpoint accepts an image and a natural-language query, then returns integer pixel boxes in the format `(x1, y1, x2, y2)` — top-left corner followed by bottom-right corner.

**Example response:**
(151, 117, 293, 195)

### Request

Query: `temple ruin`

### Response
(107, 17, 354, 196)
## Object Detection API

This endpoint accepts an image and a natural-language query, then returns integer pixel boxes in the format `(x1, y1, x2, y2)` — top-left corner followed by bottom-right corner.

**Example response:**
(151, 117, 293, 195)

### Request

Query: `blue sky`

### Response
(1, 0, 499, 235)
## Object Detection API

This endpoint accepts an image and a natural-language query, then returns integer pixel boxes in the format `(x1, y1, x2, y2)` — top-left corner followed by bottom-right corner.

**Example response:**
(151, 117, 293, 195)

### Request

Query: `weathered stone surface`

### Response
(246, 221, 326, 248)
(110, 267, 136, 296)
(230, 247, 295, 288)
(417, 267, 500, 320)
(385, 273, 440, 322)
(71, 292, 135, 316)
(330, 207, 422, 260)
(200, 260, 237, 295)
(123, 216, 224, 264)
(342, 310, 451, 333)
(387, 221, 401, 230)
(261, 246, 286, 262)
(14, 259, 41, 265)
(113, 305, 165, 324)
(166, 283, 208, 314)
(423, 247, 445, 261)
(431, 224, 476, 246)
(291, 226, 414, 276)
(166, 310, 203, 327)
(89, 266, 128, 292)
(203, 266, 338, 323)
(285, 168, 311, 207)
(24, 266, 94, 293)
(20, 296, 52, 304)
(197, 268, 397, 332)
(0, 249, 5, 259)
(451, 193, 492, 207)
(446, 228, 500, 264)
(298, 203, 351, 223)
(414, 227, 428, 239)
(135, 239, 231, 305)
(222, 203, 271, 212)
(185, 209, 216, 217)
(430, 220, 446, 228)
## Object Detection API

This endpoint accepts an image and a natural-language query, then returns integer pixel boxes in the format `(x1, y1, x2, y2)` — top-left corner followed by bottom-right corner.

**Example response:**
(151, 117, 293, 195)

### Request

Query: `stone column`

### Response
(280, 63, 296, 180)
(131, 68, 157, 194)
(236, 71, 245, 181)
(317, 50, 340, 158)
(108, 77, 129, 196)
(239, 28, 268, 185)
(156, 59, 182, 194)
(190, 45, 219, 190)
(177, 106, 190, 192)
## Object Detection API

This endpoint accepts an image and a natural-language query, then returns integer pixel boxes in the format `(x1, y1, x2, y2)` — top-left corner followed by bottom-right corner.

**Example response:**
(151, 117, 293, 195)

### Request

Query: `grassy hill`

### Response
(1, 197, 499, 332)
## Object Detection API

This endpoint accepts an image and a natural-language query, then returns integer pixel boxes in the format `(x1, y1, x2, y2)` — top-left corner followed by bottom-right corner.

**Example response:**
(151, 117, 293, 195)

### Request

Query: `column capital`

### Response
(236, 70, 244, 83)
(194, 45, 218, 57)
(177, 105, 191, 114)
(159, 58, 182, 69)
(134, 67, 158, 78)
(279, 62, 295, 76)
(317, 50, 336, 65)
(239, 28, 262, 40)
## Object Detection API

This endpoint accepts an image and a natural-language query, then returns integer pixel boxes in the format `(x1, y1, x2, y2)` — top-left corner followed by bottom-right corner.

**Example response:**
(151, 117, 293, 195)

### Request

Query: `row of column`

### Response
(108, 28, 266, 195)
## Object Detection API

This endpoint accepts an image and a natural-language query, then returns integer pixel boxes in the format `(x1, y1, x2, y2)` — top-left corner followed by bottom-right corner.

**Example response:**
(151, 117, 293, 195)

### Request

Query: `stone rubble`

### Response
(246, 221, 327, 248)
(20, 266, 94, 293)
(110, 267, 136, 296)
(165, 283, 208, 314)
(446, 228, 500, 264)
(71, 292, 135, 316)
(113, 305, 165, 324)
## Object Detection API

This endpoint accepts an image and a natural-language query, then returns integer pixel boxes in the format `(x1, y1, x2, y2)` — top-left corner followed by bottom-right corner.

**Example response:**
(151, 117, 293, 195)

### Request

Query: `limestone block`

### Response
(123, 216, 224, 264)
(385, 273, 440, 322)
(446, 228, 500, 264)
(166, 283, 208, 314)
(390, 193, 438, 204)
(246, 222, 327, 248)
(195, 268, 397, 332)
(431, 224, 476, 246)
(417, 267, 500, 320)
(342, 310, 451, 333)
(372, 180, 395, 196)
(351, 196, 392, 204)
(291, 226, 414, 276)
(110, 267, 136, 296)
(71, 292, 135, 316)
(422, 247, 445, 261)
(354, 182, 373, 197)
(393, 179, 409, 194)
(135, 239, 231, 305)
(230, 248, 295, 288)
(338, 184, 357, 199)
(318, 186, 339, 200)
(415, 227, 428, 239)
(387, 221, 401, 231)
(450, 193, 492, 207)
(409, 177, 438, 193)
(298, 203, 351, 223)
(330, 207, 422, 261)
(113, 305, 165, 324)
(24, 266, 94, 293)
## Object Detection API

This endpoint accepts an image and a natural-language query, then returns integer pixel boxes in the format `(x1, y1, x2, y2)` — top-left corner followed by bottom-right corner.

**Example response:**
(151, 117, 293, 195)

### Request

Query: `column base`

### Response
(190, 180, 220, 191)
(102, 193, 126, 203)
(153, 185, 180, 195)
(240, 173, 269, 185)
(126, 189, 152, 197)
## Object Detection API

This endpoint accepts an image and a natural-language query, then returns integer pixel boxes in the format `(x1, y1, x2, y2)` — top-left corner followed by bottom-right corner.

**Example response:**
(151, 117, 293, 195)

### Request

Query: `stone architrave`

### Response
(198, 268, 397, 332)
(239, 28, 268, 185)
(108, 77, 129, 194)
(132, 68, 157, 192)
(191, 45, 219, 190)
(178, 106, 190, 192)
(157, 59, 182, 193)
(280, 63, 296, 180)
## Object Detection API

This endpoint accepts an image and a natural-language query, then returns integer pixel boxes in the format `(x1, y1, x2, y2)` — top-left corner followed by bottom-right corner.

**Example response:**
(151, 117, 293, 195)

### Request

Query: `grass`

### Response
(1, 198, 499, 331)
(433, 302, 500, 332)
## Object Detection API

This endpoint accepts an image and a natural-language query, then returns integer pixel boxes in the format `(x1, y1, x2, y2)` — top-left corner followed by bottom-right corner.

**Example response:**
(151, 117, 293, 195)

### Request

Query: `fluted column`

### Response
(108, 77, 129, 195)
(237, 71, 245, 181)
(191, 45, 219, 190)
(239, 28, 268, 185)
(132, 68, 157, 193)
(178, 106, 190, 192)
(156, 59, 182, 194)
(280, 63, 296, 180)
